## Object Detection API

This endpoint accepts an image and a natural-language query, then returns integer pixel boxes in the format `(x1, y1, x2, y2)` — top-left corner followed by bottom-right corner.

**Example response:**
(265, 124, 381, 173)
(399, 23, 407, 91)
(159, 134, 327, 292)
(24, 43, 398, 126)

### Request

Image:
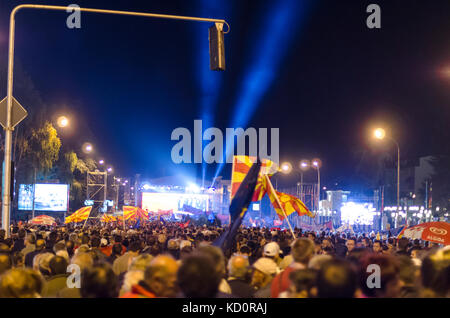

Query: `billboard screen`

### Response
(18, 184, 69, 212)
(141, 192, 209, 213)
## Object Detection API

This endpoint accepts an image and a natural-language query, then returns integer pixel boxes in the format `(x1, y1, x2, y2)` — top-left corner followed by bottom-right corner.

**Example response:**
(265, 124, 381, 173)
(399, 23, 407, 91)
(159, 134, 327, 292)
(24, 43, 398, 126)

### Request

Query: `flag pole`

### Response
(265, 175, 296, 239)
(82, 207, 92, 229)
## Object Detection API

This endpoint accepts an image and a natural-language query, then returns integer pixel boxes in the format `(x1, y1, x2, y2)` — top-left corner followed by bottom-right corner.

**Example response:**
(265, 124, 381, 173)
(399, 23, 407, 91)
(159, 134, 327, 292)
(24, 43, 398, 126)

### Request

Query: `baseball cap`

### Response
(253, 257, 279, 276)
(263, 242, 280, 257)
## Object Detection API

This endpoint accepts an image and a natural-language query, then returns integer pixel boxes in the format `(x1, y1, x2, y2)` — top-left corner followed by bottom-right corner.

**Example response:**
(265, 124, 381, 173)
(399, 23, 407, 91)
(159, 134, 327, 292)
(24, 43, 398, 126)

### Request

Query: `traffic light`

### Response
(209, 23, 226, 71)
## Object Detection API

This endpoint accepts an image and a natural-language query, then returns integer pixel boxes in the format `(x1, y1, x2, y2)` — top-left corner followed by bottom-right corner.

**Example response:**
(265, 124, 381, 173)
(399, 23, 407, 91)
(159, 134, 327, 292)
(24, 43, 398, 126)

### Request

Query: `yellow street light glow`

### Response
(374, 128, 386, 140)
(281, 162, 292, 174)
(57, 116, 69, 128)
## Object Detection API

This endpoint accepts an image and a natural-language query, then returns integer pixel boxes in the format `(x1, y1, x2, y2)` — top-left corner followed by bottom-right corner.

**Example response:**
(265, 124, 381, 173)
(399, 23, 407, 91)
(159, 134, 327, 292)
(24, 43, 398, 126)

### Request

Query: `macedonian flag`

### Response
(100, 214, 116, 223)
(264, 175, 314, 220)
(231, 155, 278, 202)
(65, 206, 92, 223)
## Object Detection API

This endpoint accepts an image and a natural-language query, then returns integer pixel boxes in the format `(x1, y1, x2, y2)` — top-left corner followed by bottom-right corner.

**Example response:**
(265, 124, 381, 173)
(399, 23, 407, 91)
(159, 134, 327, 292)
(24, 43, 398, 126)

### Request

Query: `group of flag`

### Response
(64, 206, 92, 224)
(230, 155, 314, 221)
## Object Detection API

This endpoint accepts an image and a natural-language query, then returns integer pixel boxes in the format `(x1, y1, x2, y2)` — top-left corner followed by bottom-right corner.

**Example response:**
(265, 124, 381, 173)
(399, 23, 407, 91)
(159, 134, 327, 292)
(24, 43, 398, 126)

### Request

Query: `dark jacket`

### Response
(227, 278, 254, 298)
(12, 239, 25, 253)
(25, 249, 43, 268)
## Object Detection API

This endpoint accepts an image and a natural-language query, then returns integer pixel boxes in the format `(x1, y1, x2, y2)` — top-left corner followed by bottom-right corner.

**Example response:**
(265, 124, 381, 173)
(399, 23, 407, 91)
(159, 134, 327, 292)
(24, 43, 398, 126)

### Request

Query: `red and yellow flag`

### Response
(231, 156, 278, 202)
(101, 214, 116, 223)
(123, 206, 149, 221)
(264, 175, 314, 220)
(65, 206, 92, 223)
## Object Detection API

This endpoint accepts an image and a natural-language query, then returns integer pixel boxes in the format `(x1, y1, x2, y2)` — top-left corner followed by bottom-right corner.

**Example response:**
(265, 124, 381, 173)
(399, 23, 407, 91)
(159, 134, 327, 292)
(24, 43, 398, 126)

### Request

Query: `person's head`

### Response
(53, 241, 66, 254)
(80, 235, 90, 245)
(321, 238, 332, 249)
(397, 255, 417, 287)
(143, 255, 179, 297)
(362, 237, 371, 248)
(346, 238, 356, 253)
(111, 243, 123, 257)
(0, 268, 44, 298)
(397, 237, 409, 251)
(251, 257, 278, 289)
(421, 246, 450, 297)
(180, 246, 193, 260)
(128, 254, 154, 272)
(308, 254, 332, 271)
(128, 241, 141, 255)
(227, 255, 250, 280)
(307, 232, 316, 241)
(121, 270, 144, 296)
(291, 238, 315, 265)
(35, 239, 45, 251)
(289, 269, 317, 298)
(196, 245, 226, 278)
(81, 263, 118, 298)
(263, 242, 280, 260)
(49, 256, 68, 276)
(0, 254, 12, 275)
(71, 253, 94, 273)
(317, 259, 357, 298)
(359, 253, 401, 298)
(410, 247, 422, 259)
(373, 240, 382, 253)
(65, 240, 74, 255)
(177, 253, 221, 297)
(90, 236, 101, 248)
(12, 252, 24, 268)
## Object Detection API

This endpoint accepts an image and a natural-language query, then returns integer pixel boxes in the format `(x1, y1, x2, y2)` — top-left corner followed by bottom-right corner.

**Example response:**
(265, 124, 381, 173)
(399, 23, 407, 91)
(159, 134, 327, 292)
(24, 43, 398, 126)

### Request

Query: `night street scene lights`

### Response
(57, 116, 69, 128)
(373, 127, 401, 228)
(82, 142, 93, 154)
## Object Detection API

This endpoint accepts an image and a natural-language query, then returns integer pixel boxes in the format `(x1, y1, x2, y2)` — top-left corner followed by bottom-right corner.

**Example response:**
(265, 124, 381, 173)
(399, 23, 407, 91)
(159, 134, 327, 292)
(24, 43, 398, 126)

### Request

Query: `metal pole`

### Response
(2, 3, 230, 237)
(1, 12, 16, 237)
(300, 172, 303, 201)
(392, 140, 400, 228)
(265, 175, 296, 239)
(317, 168, 320, 216)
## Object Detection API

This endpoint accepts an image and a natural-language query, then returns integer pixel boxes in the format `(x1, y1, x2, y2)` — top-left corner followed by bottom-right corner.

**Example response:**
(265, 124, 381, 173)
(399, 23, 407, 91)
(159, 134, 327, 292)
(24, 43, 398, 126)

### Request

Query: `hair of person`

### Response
(227, 255, 249, 279)
(177, 253, 221, 298)
(359, 253, 400, 297)
(80, 263, 118, 298)
(291, 238, 315, 264)
(0, 268, 44, 298)
(289, 269, 317, 294)
(316, 259, 357, 298)
(49, 256, 68, 276)
(128, 254, 154, 272)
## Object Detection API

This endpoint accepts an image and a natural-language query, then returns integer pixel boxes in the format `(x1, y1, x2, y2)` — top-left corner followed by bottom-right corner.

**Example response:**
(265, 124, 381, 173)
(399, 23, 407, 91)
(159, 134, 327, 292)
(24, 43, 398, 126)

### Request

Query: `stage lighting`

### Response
(209, 23, 226, 71)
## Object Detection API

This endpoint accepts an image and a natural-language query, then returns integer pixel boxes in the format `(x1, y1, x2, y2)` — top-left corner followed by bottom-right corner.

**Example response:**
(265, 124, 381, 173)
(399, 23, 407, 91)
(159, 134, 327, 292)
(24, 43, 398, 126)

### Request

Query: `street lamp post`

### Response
(1, 4, 229, 236)
(374, 128, 401, 228)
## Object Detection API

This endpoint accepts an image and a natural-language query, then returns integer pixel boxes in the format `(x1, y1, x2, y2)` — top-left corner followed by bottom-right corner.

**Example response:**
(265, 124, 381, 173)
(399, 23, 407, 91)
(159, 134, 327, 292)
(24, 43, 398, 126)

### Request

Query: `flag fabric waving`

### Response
(101, 214, 116, 223)
(230, 155, 277, 202)
(65, 206, 92, 224)
(213, 159, 262, 251)
(264, 175, 314, 220)
(123, 206, 149, 222)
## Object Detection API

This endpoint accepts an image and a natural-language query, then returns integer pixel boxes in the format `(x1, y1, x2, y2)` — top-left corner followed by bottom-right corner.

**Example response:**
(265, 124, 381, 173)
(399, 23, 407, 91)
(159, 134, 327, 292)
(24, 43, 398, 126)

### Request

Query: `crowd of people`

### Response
(0, 221, 448, 298)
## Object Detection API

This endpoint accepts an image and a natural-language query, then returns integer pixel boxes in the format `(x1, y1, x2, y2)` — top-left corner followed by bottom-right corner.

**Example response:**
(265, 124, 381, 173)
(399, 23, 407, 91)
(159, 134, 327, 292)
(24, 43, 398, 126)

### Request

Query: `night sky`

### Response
(0, 0, 449, 192)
